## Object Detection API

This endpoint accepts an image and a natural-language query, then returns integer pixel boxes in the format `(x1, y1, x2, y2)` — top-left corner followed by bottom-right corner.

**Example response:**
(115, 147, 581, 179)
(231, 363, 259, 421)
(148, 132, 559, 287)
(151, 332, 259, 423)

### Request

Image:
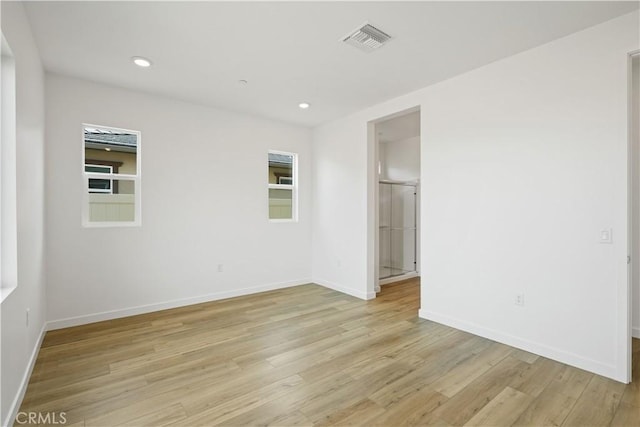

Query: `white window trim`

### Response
(86, 164, 114, 194)
(82, 124, 142, 227)
(0, 33, 17, 303)
(268, 150, 298, 223)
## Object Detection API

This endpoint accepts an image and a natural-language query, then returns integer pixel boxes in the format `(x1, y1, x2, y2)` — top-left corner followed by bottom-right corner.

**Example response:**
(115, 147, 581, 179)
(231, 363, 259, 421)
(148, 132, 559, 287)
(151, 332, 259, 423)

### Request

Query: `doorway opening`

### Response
(370, 107, 421, 294)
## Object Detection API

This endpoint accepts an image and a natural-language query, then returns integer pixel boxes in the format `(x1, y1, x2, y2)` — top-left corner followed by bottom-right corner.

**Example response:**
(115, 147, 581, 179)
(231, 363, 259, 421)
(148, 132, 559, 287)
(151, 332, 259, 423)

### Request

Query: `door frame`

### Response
(627, 49, 640, 382)
(367, 106, 421, 297)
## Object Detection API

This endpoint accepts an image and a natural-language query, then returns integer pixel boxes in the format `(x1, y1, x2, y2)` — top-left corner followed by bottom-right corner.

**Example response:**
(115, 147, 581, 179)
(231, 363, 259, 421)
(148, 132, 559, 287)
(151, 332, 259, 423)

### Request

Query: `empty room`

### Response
(1, 1, 639, 426)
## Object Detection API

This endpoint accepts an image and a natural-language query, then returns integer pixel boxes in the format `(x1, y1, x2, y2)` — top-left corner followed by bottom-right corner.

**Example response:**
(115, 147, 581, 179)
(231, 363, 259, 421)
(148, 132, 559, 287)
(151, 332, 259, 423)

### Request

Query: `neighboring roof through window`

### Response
(268, 152, 293, 167)
(84, 127, 137, 153)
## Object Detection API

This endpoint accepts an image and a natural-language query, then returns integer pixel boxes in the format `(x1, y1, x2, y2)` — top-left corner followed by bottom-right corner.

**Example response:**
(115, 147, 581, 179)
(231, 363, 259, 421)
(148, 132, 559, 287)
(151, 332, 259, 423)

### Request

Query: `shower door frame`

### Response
(378, 180, 418, 283)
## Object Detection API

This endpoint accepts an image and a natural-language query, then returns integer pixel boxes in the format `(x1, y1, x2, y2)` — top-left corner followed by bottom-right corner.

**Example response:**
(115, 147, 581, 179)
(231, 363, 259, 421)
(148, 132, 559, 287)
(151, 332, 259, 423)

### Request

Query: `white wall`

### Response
(312, 119, 374, 299)
(0, 2, 47, 425)
(633, 55, 640, 339)
(311, 11, 639, 382)
(380, 136, 420, 182)
(45, 74, 312, 327)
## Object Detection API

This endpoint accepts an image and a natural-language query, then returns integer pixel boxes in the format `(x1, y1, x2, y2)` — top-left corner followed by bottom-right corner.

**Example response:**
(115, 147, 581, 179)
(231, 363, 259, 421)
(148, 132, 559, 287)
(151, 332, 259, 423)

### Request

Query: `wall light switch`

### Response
(599, 228, 613, 244)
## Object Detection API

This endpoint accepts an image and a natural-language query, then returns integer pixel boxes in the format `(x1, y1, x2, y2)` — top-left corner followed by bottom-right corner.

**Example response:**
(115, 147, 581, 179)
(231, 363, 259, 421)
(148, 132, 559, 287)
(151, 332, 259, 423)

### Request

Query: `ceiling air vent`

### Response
(342, 23, 392, 53)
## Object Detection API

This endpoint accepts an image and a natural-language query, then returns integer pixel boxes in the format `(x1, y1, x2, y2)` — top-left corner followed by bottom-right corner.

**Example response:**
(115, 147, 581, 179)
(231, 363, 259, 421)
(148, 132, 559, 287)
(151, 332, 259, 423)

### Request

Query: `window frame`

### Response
(81, 123, 142, 228)
(268, 150, 298, 222)
(86, 164, 114, 194)
(1, 33, 17, 302)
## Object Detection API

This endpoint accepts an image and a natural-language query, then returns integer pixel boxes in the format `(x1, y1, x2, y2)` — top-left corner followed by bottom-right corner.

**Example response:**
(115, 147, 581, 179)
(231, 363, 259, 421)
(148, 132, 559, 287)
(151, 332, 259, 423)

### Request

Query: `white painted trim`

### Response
(367, 106, 422, 300)
(3, 323, 47, 427)
(1, 33, 18, 301)
(626, 49, 640, 382)
(379, 271, 419, 286)
(314, 278, 376, 300)
(633, 326, 640, 339)
(367, 120, 379, 297)
(419, 309, 623, 383)
(268, 149, 298, 222)
(0, 284, 16, 304)
(81, 123, 142, 228)
(48, 279, 311, 330)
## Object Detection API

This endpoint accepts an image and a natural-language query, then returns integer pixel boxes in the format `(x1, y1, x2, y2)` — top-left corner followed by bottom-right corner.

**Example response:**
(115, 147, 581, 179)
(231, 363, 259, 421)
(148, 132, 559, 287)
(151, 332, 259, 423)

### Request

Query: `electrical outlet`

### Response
(515, 294, 525, 306)
(217, 264, 223, 273)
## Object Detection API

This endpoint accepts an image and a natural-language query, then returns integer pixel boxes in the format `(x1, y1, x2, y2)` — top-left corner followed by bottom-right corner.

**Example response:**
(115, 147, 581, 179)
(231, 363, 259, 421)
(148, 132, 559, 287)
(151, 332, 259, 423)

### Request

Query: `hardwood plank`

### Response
(113, 402, 188, 427)
(370, 388, 449, 426)
(428, 356, 531, 426)
(84, 392, 185, 426)
(366, 333, 490, 408)
(548, 365, 593, 399)
(562, 375, 626, 427)
(213, 371, 353, 426)
(313, 398, 385, 427)
(22, 375, 149, 417)
(610, 402, 640, 427)
(177, 375, 305, 425)
(464, 386, 533, 426)
(508, 356, 565, 397)
(218, 405, 313, 426)
(510, 348, 540, 364)
(512, 389, 577, 427)
(511, 364, 591, 427)
(430, 342, 512, 397)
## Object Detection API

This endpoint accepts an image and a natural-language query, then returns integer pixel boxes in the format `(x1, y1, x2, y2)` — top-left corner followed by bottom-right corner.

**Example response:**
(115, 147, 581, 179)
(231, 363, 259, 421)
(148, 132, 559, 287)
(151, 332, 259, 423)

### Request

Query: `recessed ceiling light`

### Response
(104, 148, 111, 151)
(132, 56, 152, 68)
(299, 102, 310, 109)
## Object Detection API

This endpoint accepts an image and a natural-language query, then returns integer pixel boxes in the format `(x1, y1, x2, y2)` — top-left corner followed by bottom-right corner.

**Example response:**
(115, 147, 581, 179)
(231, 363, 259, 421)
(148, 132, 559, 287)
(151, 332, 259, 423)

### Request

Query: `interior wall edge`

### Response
(2, 322, 47, 427)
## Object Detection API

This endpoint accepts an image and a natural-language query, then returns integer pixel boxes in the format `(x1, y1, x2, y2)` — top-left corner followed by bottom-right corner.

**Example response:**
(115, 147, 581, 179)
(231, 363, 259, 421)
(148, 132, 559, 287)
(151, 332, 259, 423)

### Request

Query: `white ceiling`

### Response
(24, 1, 638, 128)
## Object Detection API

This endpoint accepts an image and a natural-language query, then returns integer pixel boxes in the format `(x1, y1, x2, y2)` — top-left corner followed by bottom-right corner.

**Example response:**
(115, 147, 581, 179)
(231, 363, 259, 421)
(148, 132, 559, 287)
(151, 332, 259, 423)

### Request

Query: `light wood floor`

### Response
(17, 279, 640, 426)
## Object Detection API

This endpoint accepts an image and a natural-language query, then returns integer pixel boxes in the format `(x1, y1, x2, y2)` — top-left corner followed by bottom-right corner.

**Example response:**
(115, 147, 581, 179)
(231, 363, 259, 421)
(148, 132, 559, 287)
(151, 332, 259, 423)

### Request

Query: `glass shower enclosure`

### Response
(379, 181, 417, 280)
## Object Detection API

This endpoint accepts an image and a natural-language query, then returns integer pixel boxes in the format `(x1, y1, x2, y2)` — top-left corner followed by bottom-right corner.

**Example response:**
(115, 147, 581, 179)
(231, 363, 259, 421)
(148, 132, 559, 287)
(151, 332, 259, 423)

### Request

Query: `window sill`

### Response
(0, 285, 17, 304)
(269, 219, 298, 223)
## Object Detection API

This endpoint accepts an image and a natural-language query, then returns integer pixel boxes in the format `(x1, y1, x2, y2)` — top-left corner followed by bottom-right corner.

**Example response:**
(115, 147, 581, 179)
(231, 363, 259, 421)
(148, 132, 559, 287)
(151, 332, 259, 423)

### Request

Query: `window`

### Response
(1, 33, 17, 301)
(268, 151, 297, 221)
(86, 164, 113, 193)
(82, 125, 141, 226)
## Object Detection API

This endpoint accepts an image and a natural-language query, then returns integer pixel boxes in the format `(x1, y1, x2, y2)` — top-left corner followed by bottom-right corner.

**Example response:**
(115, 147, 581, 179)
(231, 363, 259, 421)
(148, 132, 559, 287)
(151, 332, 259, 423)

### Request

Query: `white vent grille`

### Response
(342, 23, 391, 52)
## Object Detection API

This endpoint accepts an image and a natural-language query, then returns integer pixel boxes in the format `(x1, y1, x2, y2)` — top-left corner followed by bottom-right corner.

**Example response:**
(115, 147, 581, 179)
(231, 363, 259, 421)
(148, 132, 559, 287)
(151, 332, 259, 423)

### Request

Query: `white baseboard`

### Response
(419, 309, 622, 383)
(633, 326, 640, 339)
(48, 279, 311, 330)
(379, 272, 419, 286)
(3, 323, 47, 427)
(314, 278, 376, 300)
